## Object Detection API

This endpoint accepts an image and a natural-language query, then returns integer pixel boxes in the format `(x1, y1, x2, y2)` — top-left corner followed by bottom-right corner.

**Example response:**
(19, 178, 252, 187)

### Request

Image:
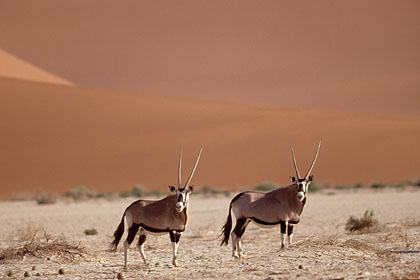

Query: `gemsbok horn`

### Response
(220, 142, 321, 258)
(111, 148, 202, 267)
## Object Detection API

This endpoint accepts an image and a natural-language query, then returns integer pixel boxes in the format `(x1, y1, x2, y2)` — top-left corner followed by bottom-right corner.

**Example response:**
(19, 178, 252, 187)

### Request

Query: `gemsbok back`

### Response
(220, 143, 321, 258)
(111, 148, 202, 267)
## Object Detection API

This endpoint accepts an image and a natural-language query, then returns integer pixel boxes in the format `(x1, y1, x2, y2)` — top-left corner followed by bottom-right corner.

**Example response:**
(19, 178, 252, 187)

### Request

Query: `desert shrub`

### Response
(334, 185, 349, 190)
(308, 181, 322, 192)
(65, 186, 97, 201)
(345, 210, 380, 233)
(146, 190, 163, 197)
(84, 228, 98, 236)
(255, 181, 279, 192)
(35, 193, 57, 205)
(371, 183, 387, 189)
(196, 185, 230, 196)
(353, 183, 363, 189)
(119, 185, 147, 198)
(0, 224, 89, 262)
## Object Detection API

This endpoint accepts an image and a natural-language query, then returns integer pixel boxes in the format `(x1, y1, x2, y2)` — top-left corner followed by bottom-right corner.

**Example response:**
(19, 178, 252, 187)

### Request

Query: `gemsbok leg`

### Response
(123, 223, 140, 267)
(137, 230, 148, 264)
(287, 224, 294, 245)
(280, 221, 288, 249)
(169, 231, 182, 266)
(231, 218, 248, 259)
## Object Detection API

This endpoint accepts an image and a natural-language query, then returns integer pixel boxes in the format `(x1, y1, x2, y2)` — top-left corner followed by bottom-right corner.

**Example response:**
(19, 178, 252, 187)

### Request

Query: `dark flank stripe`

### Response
(139, 223, 185, 234)
(250, 217, 282, 226)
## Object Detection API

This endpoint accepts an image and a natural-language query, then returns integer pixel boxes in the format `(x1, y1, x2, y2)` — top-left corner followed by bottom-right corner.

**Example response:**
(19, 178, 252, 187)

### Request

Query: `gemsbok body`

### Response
(111, 148, 202, 267)
(220, 143, 321, 258)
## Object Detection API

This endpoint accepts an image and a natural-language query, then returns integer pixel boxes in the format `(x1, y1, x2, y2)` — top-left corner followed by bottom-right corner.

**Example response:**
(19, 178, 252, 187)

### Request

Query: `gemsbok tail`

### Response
(110, 211, 126, 252)
(220, 203, 233, 246)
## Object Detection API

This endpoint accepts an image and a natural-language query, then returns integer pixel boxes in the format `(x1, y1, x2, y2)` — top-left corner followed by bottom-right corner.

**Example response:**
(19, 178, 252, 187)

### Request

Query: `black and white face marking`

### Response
(170, 186, 193, 212)
(291, 175, 313, 202)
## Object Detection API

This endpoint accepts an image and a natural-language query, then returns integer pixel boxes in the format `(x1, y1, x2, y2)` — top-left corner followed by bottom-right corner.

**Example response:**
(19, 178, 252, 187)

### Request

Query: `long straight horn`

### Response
(184, 148, 203, 188)
(178, 149, 183, 188)
(304, 142, 321, 179)
(291, 146, 301, 179)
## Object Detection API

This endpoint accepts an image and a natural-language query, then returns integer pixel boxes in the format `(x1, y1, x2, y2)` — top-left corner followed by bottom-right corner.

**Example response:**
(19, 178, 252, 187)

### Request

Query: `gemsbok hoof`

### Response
(172, 260, 179, 267)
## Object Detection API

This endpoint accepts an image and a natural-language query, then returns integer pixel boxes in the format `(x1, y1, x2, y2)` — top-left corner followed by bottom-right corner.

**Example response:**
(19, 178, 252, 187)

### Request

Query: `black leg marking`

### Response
(280, 221, 287, 234)
(126, 224, 140, 245)
(138, 234, 146, 247)
(175, 233, 181, 243)
(233, 218, 248, 238)
(287, 224, 294, 236)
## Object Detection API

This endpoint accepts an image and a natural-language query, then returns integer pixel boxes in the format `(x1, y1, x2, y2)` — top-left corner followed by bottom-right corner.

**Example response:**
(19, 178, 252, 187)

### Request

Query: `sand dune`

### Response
(0, 77, 419, 199)
(0, 1, 419, 115)
(0, 49, 72, 85)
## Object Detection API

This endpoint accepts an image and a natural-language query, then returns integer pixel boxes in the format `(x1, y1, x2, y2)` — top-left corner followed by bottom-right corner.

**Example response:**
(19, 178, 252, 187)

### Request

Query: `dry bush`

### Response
(35, 193, 57, 205)
(345, 210, 380, 233)
(65, 186, 97, 201)
(0, 224, 90, 263)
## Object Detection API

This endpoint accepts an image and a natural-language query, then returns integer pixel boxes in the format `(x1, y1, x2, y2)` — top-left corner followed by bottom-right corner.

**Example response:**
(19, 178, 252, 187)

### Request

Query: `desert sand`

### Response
(1, 1, 419, 115)
(1, 77, 420, 199)
(1, 188, 419, 279)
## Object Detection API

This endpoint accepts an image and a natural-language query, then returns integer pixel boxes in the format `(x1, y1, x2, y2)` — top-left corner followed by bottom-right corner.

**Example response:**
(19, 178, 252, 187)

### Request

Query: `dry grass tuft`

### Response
(0, 224, 90, 263)
(345, 210, 381, 233)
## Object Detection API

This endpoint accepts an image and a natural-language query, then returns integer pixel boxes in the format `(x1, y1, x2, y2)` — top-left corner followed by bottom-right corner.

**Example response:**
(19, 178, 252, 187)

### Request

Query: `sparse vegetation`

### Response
(65, 186, 97, 201)
(345, 210, 380, 233)
(84, 228, 98, 236)
(35, 193, 57, 205)
(308, 181, 322, 192)
(0, 223, 89, 262)
(195, 185, 230, 196)
(371, 183, 387, 189)
(254, 181, 279, 192)
(119, 185, 147, 198)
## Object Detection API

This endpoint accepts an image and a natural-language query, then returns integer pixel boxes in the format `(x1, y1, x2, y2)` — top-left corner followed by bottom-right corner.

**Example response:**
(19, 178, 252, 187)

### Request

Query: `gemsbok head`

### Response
(111, 148, 202, 267)
(220, 143, 320, 259)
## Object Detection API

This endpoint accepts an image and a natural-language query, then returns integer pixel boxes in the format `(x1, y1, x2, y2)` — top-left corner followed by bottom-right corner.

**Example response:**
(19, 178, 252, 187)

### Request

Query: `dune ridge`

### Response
(0, 49, 72, 86)
(1, 77, 419, 199)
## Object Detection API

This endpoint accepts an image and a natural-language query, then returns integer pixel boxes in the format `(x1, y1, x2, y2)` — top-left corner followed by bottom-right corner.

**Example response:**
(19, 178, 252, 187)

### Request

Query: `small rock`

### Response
(298, 264, 304, 269)
(117, 272, 126, 279)
(6, 270, 15, 277)
(58, 268, 67, 275)
(24, 271, 32, 277)
(155, 262, 163, 267)
(36, 272, 43, 276)
(32, 265, 38, 271)
(364, 271, 371, 276)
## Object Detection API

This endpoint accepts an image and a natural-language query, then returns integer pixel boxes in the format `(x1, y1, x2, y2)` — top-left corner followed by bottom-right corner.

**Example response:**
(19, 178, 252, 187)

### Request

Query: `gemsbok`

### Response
(111, 148, 202, 267)
(220, 143, 321, 258)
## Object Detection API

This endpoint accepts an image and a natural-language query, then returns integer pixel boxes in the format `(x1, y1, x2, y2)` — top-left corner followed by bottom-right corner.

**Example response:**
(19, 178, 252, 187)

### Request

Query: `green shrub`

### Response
(35, 193, 56, 205)
(119, 185, 147, 198)
(345, 210, 380, 233)
(84, 228, 98, 236)
(308, 181, 321, 192)
(254, 181, 279, 192)
(65, 186, 97, 201)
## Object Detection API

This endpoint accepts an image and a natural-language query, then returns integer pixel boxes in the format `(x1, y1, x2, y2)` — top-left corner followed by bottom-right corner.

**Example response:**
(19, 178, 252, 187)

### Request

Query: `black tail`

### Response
(110, 211, 126, 252)
(220, 203, 233, 246)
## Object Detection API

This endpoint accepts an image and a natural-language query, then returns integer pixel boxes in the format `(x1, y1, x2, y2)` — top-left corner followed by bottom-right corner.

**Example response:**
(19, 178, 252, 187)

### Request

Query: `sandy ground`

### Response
(1, 188, 419, 279)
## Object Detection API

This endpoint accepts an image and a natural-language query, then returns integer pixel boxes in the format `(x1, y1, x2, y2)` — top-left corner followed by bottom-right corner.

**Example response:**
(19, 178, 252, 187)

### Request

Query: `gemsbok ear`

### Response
(188, 185, 194, 192)
(169, 185, 176, 192)
(308, 175, 314, 181)
(290, 176, 296, 183)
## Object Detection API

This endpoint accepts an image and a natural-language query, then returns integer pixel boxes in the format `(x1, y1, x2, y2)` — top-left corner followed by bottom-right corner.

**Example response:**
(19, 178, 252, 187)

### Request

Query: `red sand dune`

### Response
(0, 1, 419, 115)
(0, 77, 419, 199)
